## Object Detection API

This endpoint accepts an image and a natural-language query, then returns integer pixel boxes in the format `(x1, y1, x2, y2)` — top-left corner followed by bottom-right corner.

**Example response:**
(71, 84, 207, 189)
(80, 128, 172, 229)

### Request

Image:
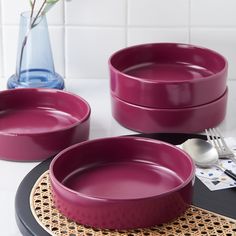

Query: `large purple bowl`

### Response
(0, 88, 90, 161)
(50, 136, 195, 230)
(109, 43, 227, 108)
(111, 88, 228, 133)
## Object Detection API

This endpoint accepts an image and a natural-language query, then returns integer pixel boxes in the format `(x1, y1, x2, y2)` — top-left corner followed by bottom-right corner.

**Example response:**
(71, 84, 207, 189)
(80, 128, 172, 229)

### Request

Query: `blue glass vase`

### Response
(7, 12, 64, 89)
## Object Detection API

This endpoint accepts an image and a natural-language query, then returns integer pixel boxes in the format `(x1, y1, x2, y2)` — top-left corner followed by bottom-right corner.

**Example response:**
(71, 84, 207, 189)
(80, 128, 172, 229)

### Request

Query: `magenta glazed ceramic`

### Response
(0, 88, 90, 161)
(50, 136, 195, 229)
(109, 43, 227, 108)
(111, 88, 228, 133)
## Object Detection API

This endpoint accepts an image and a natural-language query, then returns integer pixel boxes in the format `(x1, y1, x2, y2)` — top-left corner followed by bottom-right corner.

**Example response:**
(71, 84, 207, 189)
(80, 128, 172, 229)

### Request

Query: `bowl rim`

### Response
(0, 88, 91, 137)
(111, 86, 228, 111)
(108, 42, 228, 84)
(50, 136, 195, 202)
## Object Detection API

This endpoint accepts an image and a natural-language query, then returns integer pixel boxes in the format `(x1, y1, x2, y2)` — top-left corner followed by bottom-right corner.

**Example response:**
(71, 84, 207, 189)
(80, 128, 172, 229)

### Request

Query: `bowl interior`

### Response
(51, 137, 194, 200)
(110, 43, 226, 82)
(0, 89, 90, 134)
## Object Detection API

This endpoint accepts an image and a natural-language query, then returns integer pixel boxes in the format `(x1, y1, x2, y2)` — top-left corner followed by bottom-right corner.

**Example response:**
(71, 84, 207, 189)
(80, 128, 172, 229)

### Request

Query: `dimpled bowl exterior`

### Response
(111, 88, 228, 133)
(50, 137, 195, 230)
(0, 88, 90, 161)
(109, 43, 227, 108)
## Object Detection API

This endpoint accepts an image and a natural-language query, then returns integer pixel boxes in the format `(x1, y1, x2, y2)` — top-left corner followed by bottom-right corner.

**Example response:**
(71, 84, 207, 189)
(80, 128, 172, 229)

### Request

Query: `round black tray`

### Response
(15, 133, 236, 236)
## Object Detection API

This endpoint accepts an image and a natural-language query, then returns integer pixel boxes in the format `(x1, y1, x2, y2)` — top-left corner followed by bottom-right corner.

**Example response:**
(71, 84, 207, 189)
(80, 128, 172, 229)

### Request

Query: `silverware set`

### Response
(204, 128, 236, 181)
(205, 128, 236, 161)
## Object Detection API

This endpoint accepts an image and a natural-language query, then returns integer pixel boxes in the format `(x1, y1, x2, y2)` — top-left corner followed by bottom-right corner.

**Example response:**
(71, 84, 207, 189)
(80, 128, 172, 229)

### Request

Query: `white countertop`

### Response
(0, 79, 236, 235)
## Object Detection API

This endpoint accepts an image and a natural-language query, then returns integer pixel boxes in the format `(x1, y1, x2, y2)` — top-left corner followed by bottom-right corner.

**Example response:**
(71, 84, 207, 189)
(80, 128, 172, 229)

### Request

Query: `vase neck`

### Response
(16, 11, 55, 81)
(20, 11, 47, 31)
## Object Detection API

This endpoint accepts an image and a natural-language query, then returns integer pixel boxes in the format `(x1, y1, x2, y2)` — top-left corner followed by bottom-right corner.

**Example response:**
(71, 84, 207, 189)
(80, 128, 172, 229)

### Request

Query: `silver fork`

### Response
(205, 128, 236, 161)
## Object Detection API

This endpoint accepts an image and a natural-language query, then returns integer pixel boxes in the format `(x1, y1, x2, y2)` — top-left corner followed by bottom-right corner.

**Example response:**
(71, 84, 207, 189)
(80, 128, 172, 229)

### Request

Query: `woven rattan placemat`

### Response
(30, 171, 236, 236)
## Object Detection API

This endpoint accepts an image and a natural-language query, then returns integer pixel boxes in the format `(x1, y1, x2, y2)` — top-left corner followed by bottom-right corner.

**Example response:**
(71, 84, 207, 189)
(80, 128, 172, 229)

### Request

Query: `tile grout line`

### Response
(0, 0, 5, 79)
(188, 0, 191, 44)
(62, 24, 190, 29)
(63, 1, 67, 80)
(124, 0, 128, 47)
(2, 24, 236, 29)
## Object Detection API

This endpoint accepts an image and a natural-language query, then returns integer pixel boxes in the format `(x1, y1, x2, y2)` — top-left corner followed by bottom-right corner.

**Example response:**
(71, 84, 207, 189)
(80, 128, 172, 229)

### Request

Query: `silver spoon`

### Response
(182, 138, 236, 181)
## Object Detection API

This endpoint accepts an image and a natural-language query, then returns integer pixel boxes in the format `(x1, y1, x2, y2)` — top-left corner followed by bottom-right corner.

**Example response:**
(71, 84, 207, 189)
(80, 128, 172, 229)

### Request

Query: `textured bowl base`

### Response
(30, 171, 236, 236)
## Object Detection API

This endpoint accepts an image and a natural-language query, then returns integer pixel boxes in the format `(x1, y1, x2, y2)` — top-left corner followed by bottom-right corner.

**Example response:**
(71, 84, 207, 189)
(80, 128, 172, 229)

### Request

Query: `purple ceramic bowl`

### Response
(109, 43, 227, 108)
(111, 87, 228, 133)
(0, 88, 90, 161)
(50, 136, 195, 230)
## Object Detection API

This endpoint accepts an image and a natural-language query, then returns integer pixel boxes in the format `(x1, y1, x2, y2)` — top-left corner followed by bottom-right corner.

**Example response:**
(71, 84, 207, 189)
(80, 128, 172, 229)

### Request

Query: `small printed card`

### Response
(195, 137, 236, 191)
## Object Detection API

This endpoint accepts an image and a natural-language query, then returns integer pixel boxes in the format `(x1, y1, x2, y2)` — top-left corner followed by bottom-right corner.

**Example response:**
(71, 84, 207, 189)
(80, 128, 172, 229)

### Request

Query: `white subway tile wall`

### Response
(2, 25, 18, 78)
(0, 4, 3, 77)
(0, 0, 236, 84)
(190, 0, 236, 26)
(127, 28, 189, 46)
(128, 0, 189, 26)
(0, 27, 3, 77)
(66, 27, 126, 79)
(65, 0, 126, 26)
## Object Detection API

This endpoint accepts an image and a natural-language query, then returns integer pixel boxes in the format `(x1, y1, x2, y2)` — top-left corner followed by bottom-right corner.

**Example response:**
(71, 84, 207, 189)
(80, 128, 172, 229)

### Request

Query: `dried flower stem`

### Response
(30, 0, 36, 23)
(31, 0, 47, 28)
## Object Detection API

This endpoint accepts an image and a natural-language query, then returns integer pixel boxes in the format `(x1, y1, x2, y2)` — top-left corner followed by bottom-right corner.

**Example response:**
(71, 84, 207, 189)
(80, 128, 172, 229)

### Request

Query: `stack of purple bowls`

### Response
(109, 43, 228, 133)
